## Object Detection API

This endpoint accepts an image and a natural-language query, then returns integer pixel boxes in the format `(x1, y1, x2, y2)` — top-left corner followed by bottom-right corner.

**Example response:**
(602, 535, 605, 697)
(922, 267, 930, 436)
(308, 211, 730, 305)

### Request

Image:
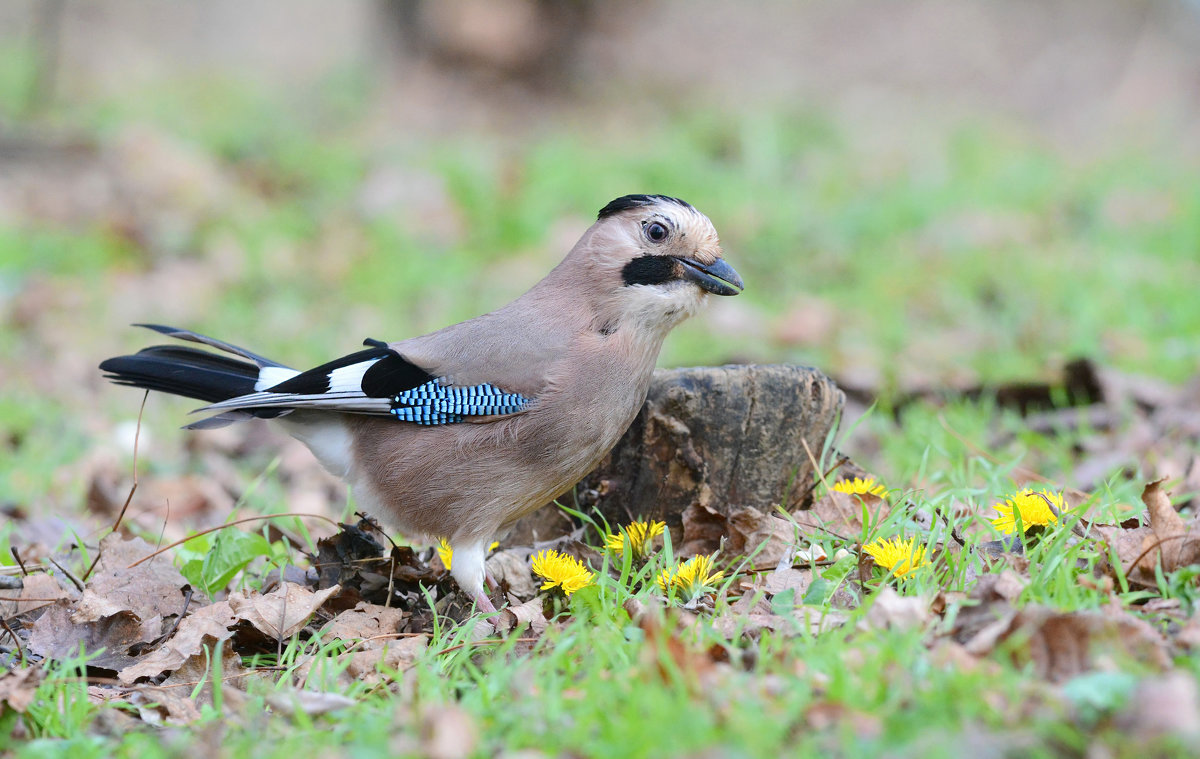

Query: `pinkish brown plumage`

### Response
(100, 195, 743, 611)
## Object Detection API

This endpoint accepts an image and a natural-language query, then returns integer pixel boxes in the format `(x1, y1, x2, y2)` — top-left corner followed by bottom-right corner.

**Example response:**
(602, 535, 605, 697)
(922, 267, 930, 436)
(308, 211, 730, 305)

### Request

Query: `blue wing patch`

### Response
(389, 381, 530, 425)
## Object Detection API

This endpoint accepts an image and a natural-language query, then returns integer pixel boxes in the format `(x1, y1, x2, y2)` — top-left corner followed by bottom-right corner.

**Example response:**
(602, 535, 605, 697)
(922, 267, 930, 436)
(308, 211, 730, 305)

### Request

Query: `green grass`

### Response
(2, 65, 1200, 757)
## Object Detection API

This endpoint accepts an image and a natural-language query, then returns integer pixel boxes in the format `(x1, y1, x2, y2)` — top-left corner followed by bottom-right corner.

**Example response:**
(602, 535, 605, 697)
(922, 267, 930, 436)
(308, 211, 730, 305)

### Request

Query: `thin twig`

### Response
(127, 513, 340, 568)
(1124, 533, 1199, 577)
(797, 453, 850, 503)
(47, 556, 84, 592)
(82, 391, 148, 582)
(0, 617, 25, 666)
(10, 547, 28, 577)
(153, 498, 171, 566)
(0, 596, 68, 602)
(155, 586, 194, 644)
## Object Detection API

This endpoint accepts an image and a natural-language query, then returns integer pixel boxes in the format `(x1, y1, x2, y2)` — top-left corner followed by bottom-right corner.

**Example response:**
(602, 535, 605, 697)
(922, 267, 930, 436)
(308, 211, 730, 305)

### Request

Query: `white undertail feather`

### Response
(277, 416, 355, 478)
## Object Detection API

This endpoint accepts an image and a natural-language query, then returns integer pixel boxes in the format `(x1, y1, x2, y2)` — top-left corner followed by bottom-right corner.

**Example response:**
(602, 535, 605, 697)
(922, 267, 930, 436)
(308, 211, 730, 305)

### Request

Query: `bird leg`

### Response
(484, 568, 498, 591)
(451, 538, 498, 614)
(473, 590, 497, 614)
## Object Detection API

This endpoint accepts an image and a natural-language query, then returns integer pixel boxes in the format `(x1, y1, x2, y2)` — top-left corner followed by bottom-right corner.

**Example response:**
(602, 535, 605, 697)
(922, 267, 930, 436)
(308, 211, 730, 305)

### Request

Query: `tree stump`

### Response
(505, 364, 845, 542)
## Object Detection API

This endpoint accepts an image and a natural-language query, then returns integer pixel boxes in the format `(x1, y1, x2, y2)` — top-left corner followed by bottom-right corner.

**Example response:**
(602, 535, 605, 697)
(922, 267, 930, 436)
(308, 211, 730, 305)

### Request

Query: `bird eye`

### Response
(644, 222, 669, 243)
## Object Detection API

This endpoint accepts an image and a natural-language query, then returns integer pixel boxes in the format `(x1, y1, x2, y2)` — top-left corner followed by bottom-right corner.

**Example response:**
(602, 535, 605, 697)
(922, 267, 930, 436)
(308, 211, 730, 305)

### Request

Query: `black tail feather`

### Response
(133, 324, 287, 368)
(100, 345, 261, 404)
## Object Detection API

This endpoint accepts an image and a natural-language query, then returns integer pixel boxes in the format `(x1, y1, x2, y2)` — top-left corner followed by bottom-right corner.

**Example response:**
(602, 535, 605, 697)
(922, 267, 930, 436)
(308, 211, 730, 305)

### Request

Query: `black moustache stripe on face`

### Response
(621, 255, 678, 286)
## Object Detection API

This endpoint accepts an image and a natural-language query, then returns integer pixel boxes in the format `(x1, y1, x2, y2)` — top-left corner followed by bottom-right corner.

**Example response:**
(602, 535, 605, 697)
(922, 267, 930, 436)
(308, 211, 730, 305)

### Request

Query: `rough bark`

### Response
(506, 364, 844, 542)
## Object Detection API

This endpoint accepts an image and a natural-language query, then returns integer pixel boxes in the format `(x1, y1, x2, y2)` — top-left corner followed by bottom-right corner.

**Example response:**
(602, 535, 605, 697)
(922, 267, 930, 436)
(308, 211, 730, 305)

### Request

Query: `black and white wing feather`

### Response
(197, 345, 532, 425)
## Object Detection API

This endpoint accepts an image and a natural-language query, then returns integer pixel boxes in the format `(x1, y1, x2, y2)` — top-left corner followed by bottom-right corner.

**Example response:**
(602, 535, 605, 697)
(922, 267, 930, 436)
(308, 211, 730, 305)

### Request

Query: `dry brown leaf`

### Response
(421, 704, 478, 759)
(680, 503, 728, 557)
(321, 602, 405, 648)
(636, 610, 726, 690)
(764, 567, 812, 596)
(958, 605, 1169, 682)
(117, 601, 238, 684)
(264, 689, 356, 717)
(340, 635, 427, 686)
(805, 700, 882, 738)
(158, 639, 249, 712)
(486, 549, 538, 600)
(29, 602, 161, 672)
(726, 507, 796, 567)
(1140, 479, 1200, 572)
(1115, 672, 1200, 740)
(493, 597, 549, 636)
(126, 686, 203, 726)
(0, 667, 44, 713)
(0, 573, 71, 619)
(863, 587, 931, 632)
(1178, 612, 1200, 652)
(228, 582, 340, 640)
(1096, 523, 1156, 582)
(74, 533, 192, 624)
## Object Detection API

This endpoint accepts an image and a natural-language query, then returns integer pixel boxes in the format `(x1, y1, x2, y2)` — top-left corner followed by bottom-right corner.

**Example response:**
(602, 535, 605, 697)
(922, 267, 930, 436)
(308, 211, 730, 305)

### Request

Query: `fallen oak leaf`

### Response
(0, 573, 71, 619)
(228, 582, 340, 640)
(339, 635, 427, 687)
(0, 667, 44, 713)
(29, 602, 161, 673)
(117, 600, 238, 684)
(1138, 478, 1200, 572)
(74, 533, 193, 625)
(484, 549, 538, 601)
(320, 602, 405, 648)
(727, 507, 797, 568)
(127, 686, 203, 726)
(957, 605, 1169, 682)
(862, 587, 931, 632)
(492, 596, 549, 636)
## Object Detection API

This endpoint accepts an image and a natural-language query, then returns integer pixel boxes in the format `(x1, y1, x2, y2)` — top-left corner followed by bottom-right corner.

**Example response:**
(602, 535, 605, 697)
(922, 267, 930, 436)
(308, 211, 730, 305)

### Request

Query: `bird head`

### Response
(576, 194, 744, 335)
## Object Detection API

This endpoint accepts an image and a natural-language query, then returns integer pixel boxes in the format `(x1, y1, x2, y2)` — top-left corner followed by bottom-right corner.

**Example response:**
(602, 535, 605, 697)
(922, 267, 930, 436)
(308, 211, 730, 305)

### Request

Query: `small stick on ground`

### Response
(47, 556, 84, 592)
(0, 618, 25, 666)
(10, 547, 29, 577)
(127, 512, 341, 569)
(82, 391, 148, 582)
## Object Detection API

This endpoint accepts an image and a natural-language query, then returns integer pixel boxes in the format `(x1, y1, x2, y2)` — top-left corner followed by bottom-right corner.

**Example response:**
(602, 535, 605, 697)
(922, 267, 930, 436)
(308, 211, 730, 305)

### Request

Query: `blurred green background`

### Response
(1, 0, 1199, 512)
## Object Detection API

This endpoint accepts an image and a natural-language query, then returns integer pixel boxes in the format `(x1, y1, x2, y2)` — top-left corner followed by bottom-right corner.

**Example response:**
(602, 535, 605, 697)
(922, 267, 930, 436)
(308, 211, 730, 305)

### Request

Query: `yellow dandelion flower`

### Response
(435, 538, 499, 570)
(861, 536, 928, 578)
(832, 477, 887, 497)
(531, 549, 595, 596)
(657, 554, 725, 600)
(604, 520, 666, 559)
(990, 490, 1063, 535)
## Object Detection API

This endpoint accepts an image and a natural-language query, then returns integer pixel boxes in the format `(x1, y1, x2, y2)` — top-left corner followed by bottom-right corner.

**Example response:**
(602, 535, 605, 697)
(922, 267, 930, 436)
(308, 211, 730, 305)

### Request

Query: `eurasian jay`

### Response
(100, 194, 743, 611)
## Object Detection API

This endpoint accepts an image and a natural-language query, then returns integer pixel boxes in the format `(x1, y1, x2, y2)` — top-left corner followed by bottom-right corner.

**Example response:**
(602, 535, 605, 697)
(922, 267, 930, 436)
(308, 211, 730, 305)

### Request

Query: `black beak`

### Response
(676, 257, 744, 296)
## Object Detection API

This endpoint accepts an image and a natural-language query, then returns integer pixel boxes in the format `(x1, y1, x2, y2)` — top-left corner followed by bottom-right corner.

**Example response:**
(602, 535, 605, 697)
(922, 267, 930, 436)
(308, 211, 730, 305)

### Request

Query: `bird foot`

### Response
(484, 569, 499, 591)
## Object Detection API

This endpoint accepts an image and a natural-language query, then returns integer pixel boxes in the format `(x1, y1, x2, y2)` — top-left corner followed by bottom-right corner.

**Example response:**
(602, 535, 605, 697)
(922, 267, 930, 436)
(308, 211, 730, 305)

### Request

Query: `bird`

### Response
(99, 194, 743, 612)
